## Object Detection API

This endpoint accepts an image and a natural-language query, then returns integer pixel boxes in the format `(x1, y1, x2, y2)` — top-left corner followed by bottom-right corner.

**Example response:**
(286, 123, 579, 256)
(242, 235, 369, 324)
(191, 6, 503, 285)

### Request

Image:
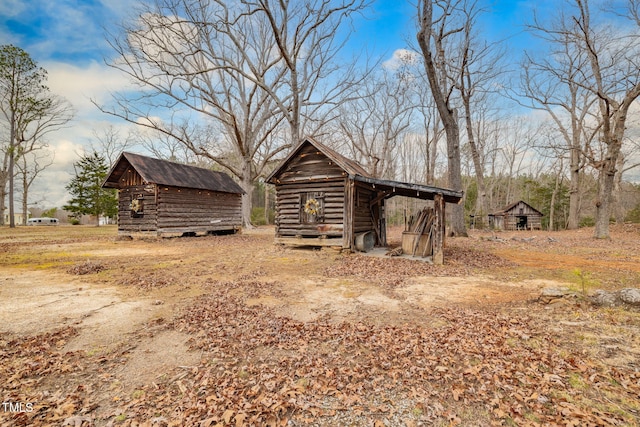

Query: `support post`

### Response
(343, 179, 355, 249)
(433, 193, 445, 265)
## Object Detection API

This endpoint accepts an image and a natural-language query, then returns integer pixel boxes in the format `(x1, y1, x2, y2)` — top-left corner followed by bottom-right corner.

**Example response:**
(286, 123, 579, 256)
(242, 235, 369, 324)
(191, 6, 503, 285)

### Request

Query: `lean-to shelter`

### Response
(266, 138, 463, 263)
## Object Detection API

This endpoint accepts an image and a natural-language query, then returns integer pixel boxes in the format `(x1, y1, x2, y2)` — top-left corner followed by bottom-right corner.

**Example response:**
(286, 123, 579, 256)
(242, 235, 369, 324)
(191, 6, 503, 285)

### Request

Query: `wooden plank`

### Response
(274, 236, 343, 247)
(343, 179, 355, 249)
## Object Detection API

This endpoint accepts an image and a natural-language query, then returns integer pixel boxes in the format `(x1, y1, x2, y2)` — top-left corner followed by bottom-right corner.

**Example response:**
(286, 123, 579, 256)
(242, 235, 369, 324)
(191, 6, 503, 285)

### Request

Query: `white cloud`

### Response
(382, 49, 419, 70)
(44, 60, 133, 111)
(0, 0, 26, 17)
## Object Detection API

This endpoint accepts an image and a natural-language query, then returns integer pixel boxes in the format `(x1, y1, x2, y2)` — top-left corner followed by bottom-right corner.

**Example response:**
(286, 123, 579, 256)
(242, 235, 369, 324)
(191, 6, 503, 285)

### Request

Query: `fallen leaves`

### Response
(325, 245, 515, 287)
(83, 279, 631, 426)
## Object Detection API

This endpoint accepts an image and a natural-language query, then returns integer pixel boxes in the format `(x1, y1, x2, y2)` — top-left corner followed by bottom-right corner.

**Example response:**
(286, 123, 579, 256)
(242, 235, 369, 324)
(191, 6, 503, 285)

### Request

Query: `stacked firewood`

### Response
(406, 207, 435, 256)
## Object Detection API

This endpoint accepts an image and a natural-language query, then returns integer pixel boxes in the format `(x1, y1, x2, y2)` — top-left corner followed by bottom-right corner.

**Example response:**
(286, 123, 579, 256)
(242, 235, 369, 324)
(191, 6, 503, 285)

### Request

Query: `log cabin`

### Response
(266, 138, 463, 263)
(103, 152, 243, 237)
(488, 200, 543, 230)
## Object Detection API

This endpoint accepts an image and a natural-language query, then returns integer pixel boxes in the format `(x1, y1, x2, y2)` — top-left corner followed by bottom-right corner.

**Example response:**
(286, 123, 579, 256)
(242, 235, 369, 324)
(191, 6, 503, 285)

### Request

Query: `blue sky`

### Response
(1, 0, 632, 208)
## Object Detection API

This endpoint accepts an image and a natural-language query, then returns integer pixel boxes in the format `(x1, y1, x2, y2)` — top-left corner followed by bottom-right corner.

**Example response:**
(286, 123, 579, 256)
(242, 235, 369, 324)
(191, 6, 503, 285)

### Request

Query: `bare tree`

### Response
(90, 125, 136, 166)
(416, 0, 468, 236)
(16, 148, 54, 224)
(570, 0, 640, 238)
(520, 9, 599, 230)
(336, 66, 414, 179)
(456, 0, 507, 227)
(100, 0, 368, 227)
(0, 45, 73, 227)
(99, 0, 289, 226)
(240, 0, 372, 142)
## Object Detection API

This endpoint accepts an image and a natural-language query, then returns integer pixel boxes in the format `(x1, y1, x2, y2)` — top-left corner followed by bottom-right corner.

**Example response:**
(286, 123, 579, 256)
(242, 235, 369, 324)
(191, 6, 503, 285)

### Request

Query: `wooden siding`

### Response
(353, 183, 375, 234)
(156, 186, 242, 234)
(490, 201, 543, 230)
(118, 166, 146, 187)
(274, 179, 346, 238)
(118, 185, 158, 232)
(276, 143, 347, 183)
(117, 184, 241, 235)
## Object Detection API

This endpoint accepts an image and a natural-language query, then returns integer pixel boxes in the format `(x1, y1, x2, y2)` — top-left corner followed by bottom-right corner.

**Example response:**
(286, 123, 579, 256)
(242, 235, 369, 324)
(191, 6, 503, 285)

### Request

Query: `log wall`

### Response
(118, 185, 158, 232)
(274, 179, 346, 238)
(353, 183, 375, 234)
(156, 186, 242, 234)
(275, 143, 348, 183)
(117, 184, 242, 235)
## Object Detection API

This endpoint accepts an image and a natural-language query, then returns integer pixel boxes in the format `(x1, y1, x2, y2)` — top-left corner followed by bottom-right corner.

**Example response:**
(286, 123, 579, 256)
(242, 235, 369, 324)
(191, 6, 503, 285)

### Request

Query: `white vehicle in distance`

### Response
(27, 217, 59, 226)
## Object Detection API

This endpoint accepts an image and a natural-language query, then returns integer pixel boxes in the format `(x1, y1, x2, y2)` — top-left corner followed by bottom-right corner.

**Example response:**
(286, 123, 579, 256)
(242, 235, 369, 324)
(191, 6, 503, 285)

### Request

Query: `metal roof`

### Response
(352, 175, 463, 204)
(103, 152, 244, 194)
(267, 137, 463, 204)
(490, 200, 543, 216)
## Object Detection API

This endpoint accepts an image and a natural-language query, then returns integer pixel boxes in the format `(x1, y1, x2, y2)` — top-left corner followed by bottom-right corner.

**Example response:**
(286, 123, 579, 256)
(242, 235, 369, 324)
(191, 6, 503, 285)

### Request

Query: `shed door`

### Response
(516, 215, 527, 229)
(300, 192, 325, 224)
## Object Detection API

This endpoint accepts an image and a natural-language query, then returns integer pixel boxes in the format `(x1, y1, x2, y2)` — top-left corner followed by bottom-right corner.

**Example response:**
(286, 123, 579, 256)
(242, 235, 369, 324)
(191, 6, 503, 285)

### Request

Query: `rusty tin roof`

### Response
(103, 152, 244, 194)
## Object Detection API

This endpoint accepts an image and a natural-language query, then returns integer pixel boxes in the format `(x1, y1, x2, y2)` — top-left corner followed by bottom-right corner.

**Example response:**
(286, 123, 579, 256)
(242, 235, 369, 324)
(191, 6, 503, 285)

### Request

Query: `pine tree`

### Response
(64, 152, 117, 225)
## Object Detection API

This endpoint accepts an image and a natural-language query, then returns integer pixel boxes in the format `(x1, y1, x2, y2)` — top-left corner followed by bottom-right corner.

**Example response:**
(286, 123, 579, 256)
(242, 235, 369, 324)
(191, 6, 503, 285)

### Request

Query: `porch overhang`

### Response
(350, 175, 463, 204)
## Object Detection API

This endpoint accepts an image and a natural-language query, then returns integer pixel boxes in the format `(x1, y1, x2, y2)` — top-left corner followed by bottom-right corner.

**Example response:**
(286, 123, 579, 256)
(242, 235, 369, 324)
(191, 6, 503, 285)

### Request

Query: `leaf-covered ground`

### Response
(1, 225, 639, 426)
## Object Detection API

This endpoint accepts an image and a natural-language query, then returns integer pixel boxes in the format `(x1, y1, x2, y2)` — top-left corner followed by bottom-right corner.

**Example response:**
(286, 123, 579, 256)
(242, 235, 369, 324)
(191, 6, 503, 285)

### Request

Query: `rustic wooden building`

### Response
(266, 138, 463, 263)
(103, 152, 244, 237)
(488, 200, 543, 230)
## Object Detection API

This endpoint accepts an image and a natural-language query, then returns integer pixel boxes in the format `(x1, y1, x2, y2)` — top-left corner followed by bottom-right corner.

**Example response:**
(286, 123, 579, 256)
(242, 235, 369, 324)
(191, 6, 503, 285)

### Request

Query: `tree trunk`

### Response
(21, 163, 28, 225)
(264, 184, 270, 225)
(549, 160, 563, 231)
(567, 144, 581, 229)
(417, 0, 467, 237)
(0, 177, 6, 226)
(464, 104, 488, 228)
(594, 163, 615, 239)
(445, 117, 467, 236)
(613, 154, 625, 224)
(241, 157, 254, 228)
(7, 103, 16, 228)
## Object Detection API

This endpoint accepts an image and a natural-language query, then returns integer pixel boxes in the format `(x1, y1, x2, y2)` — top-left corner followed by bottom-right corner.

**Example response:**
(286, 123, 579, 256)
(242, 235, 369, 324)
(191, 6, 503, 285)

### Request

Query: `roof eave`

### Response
(351, 175, 463, 204)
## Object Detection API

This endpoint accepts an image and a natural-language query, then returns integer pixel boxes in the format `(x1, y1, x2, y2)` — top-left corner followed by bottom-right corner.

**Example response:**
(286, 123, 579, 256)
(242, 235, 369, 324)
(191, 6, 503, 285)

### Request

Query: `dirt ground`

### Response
(1, 224, 639, 426)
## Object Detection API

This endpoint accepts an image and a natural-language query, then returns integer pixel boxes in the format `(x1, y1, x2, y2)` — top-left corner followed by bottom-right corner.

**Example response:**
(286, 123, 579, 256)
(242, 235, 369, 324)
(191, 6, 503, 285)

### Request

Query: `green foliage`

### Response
(522, 175, 570, 230)
(580, 216, 595, 227)
(250, 207, 275, 226)
(571, 268, 597, 297)
(625, 203, 640, 223)
(0, 45, 50, 116)
(41, 207, 57, 218)
(63, 152, 117, 225)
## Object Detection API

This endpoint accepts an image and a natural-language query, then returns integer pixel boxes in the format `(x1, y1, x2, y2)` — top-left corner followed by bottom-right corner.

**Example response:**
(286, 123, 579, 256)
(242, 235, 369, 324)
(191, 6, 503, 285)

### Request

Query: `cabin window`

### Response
(130, 193, 144, 218)
(300, 192, 325, 223)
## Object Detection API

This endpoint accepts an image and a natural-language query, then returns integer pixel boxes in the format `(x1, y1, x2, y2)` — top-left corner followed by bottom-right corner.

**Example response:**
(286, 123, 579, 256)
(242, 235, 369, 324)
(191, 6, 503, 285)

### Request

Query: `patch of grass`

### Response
(569, 268, 599, 297)
(131, 389, 145, 399)
(568, 373, 588, 390)
(411, 406, 423, 418)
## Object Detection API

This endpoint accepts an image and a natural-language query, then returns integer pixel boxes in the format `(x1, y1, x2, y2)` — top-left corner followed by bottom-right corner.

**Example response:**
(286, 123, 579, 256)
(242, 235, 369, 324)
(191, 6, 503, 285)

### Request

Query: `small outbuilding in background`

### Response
(103, 152, 244, 237)
(488, 200, 543, 231)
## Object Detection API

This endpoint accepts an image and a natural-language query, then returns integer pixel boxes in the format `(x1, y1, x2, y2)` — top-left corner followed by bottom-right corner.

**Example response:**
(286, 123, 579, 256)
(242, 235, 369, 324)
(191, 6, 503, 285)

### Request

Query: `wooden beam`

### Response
(343, 179, 355, 249)
(433, 193, 445, 265)
(274, 237, 343, 247)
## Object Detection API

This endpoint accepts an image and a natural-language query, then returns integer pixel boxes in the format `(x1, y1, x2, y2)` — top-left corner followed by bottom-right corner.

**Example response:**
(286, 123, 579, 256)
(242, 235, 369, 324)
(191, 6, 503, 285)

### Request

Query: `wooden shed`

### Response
(266, 138, 463, 263)
(488, 200, 543, 230)
(103, 152, 244, 237)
